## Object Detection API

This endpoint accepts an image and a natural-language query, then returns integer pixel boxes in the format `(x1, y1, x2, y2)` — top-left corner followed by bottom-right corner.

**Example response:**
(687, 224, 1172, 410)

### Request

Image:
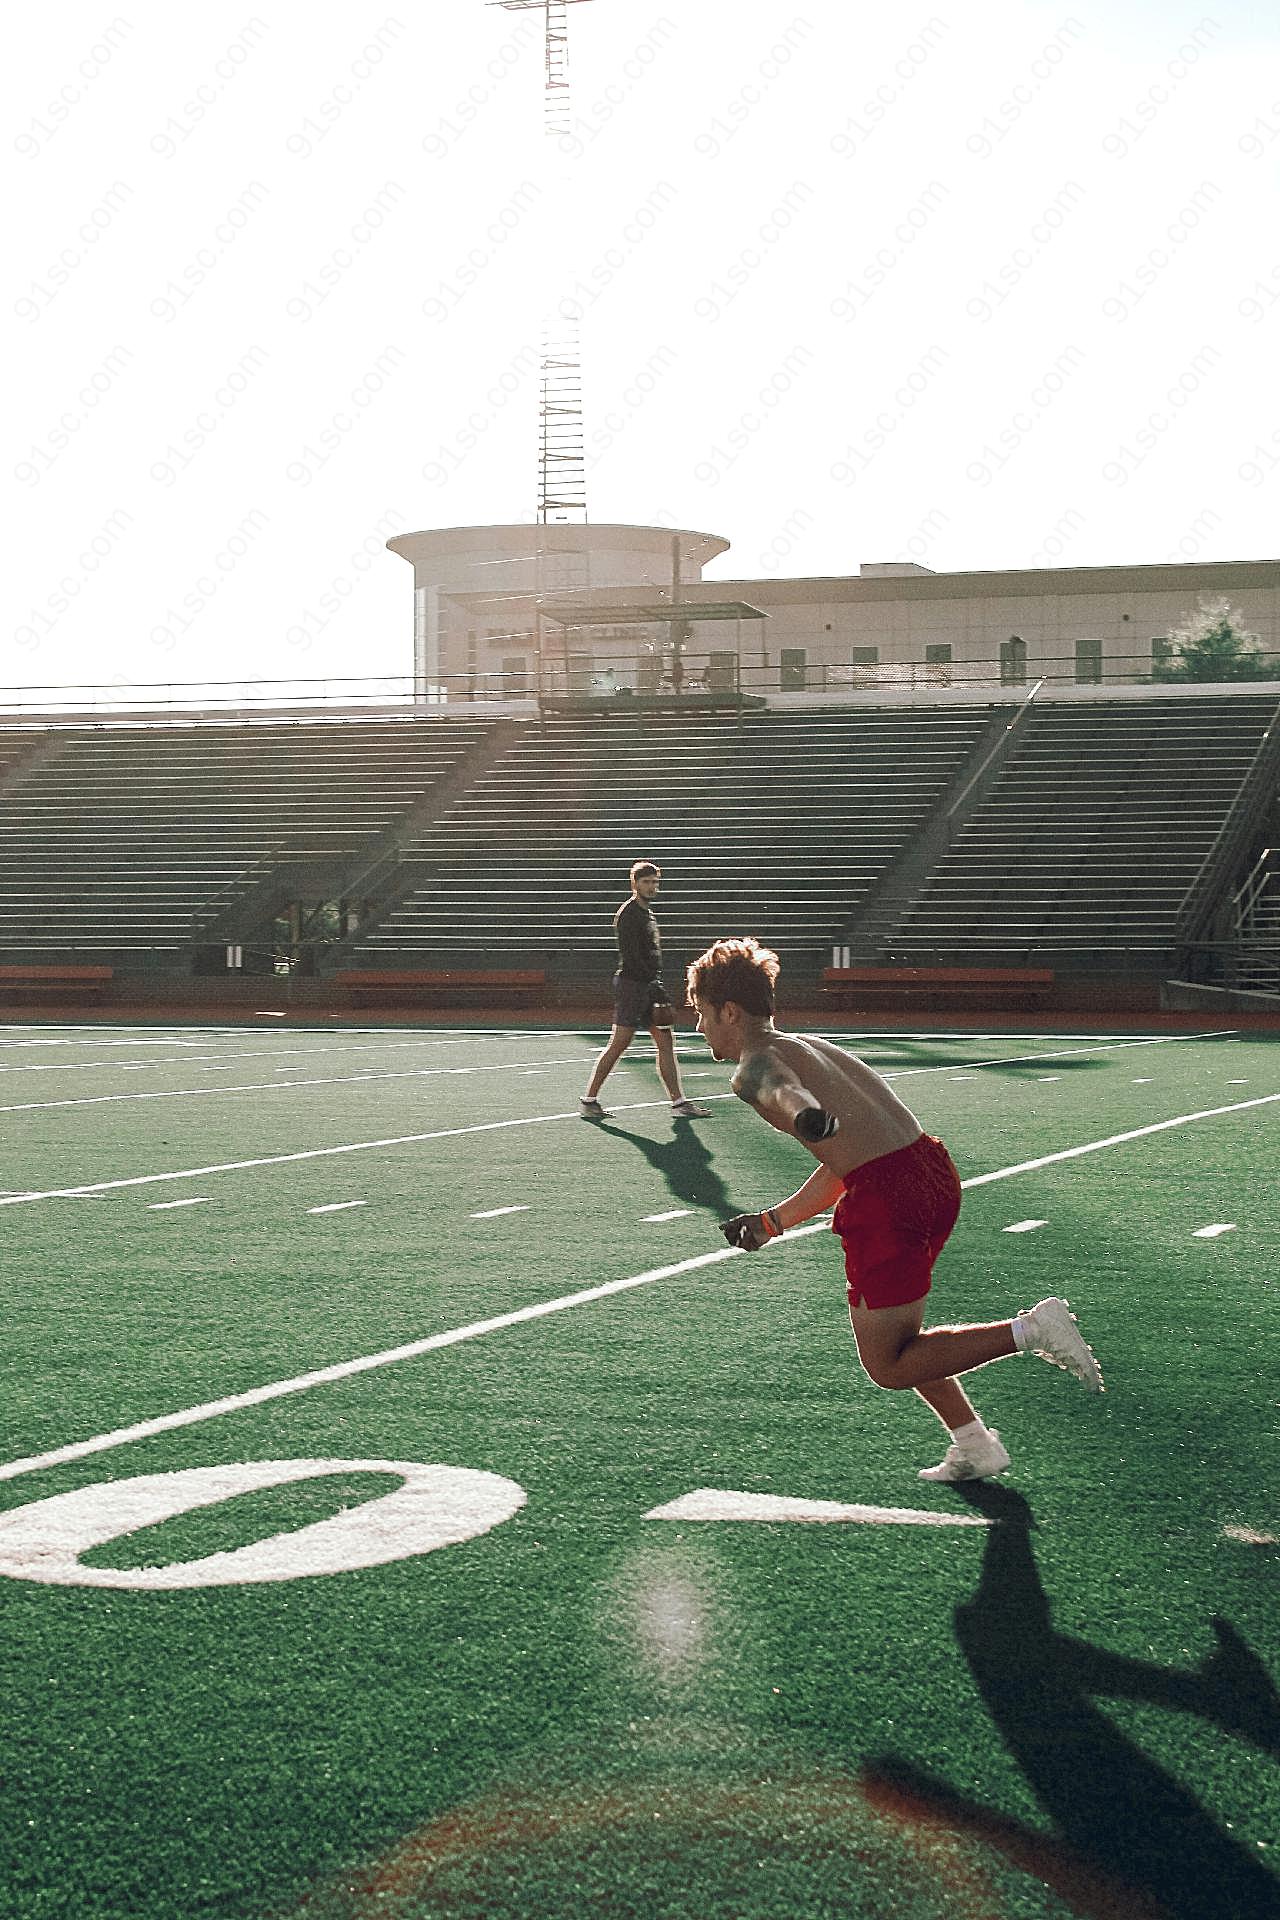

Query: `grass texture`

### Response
(0, 1020, 1276, 1920)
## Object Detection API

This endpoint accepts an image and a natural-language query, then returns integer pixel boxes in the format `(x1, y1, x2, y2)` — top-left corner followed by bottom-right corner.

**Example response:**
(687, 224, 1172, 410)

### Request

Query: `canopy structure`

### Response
(535, 601, 769, 704)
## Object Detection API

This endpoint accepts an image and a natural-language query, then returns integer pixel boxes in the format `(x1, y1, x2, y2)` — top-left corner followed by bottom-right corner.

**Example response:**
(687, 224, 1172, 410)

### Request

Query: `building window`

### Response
(502, 656, 528, 696)
(924, 642, 953, 685)
(781, 648, 807, 691)
(1075, 636, 1103, 684)
(850, 646, 879, 666)
(707, 650, 736, 691)
(1151, 634, 1174, 670)
(1000, 635, 1027, 685)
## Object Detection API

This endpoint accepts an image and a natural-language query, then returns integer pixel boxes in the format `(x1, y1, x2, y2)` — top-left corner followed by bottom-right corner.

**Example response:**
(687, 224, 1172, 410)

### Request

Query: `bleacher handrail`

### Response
(945, 678, 1044, 825)
(1175, 692, 1280, 946)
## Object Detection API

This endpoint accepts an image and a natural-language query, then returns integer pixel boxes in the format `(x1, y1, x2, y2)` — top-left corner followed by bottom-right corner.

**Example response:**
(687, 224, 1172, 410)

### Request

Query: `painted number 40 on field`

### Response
(0, 1459, 986, 1589)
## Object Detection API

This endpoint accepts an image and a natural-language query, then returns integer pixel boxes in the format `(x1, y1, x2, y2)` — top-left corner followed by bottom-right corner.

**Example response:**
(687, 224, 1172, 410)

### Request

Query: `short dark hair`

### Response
(630, 860, 660, 884)
(685, 936, 779, 1015)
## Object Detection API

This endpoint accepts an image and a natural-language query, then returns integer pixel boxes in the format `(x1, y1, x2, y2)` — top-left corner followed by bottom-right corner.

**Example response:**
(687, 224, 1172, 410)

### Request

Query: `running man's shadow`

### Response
(865, 1484, 1280, 1920)
(591, 1117, 735, 1218)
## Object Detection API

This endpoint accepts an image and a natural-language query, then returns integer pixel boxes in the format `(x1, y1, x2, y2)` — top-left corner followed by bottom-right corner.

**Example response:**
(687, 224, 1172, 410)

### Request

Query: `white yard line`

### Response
(0, 1097, 726, 1208)
(1003, 1220, 1048, 1233)
(307, 1201, 367, 1215)
(644, 1209, 693, 1223)
(0, 1056, 598, 1117)
(2, 1090, 1276, 1487)
(0, 1036, 522, 1077)
(470, 1205, 530, 1220)
(1192, 1223, 1236, 1239)
(0, 1030, 1226, 1120)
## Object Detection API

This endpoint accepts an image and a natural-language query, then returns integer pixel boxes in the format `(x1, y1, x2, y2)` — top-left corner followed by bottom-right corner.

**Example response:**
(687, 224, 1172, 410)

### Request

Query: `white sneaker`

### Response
(579, 1097, 610, 1119)
(671, 1098, 710, 1118)
(918, 1428, 1011, 1482)
(1019, 1297, 1104, 1392)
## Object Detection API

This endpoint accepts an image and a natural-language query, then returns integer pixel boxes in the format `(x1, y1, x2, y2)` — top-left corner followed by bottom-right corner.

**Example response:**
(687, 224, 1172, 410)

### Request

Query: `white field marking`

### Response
(0, 1096, 736, 1211)
(644, 1489, 990, 1528)
(883, 1031, 1234, 1082)
(1192, 1223, 1236, 1238)
(645, 1209, 693, 1223)
(0, 1055, 599, 1118)
(7, 1071, 1279, 1219)
(960, 1093, 1280, 1188)
(1133, 1078, 1152, 1083)
(0, 1460, 526, 1589)
(470, 1205, 530, 1219)
(0, 1242, 750, 1482)
(256, 1011, 287, 1017)
(148, 1198, 211, 1211)
(307, 1201, 367, 1215)
(1037, 1076, 1061, 1083)
(949, 1076, 976, 1082)
(0, 1030, 1225, 1121)
(0, 1034, 549, 1075)
(1222, 1524, 1278, 1545)
(4, 1091, 1278, 1487)
(1228, 1079, 1249, 1085)
(1003, 1220, 1048, 1234)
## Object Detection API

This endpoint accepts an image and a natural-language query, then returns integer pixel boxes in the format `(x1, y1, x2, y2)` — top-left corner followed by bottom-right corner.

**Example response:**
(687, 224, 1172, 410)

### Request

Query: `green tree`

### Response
(1153, 597, 1277, 681)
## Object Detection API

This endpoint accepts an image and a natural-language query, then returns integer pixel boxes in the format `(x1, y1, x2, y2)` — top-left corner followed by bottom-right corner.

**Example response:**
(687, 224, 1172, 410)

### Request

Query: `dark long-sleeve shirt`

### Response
(614, 894, 661, 982)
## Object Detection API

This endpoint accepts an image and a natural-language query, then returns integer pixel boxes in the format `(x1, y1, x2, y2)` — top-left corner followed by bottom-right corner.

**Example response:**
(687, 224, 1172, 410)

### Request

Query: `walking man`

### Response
(581, 861, 710, 1120)
(685, 935, 1103, 1482)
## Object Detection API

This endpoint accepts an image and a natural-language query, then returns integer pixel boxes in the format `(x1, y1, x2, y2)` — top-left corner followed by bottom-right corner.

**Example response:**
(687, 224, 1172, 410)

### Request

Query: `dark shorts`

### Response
(832, 1133, 962, 1311)
(612, 972, 670, 1029)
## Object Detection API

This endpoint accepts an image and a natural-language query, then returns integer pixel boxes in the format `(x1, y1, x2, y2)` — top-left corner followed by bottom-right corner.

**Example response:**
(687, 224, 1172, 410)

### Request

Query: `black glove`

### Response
(720, 1211, 780, 1251)
(795, 1105, 838, 1142)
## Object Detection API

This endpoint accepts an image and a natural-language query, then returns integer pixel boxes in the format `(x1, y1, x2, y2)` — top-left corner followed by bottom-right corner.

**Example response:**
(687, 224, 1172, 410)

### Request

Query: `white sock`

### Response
(950, 1418, 988, 1447)
(1011, 1315, 1029, 1351)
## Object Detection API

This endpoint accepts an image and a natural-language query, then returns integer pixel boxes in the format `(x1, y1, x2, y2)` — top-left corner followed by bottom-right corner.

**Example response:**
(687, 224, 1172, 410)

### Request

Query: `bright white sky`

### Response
(6, 0, 1280, 694)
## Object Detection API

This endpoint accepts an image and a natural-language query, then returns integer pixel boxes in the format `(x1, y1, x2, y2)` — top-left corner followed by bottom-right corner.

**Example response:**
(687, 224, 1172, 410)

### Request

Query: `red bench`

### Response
(0, 964, 113, 1004)
(821, 965, 1054, 1009)
(337, 968, 545, 1007)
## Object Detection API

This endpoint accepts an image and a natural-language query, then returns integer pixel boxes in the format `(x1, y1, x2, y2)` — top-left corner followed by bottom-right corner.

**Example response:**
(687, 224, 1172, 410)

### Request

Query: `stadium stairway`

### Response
(0, 716, 500, 964)
(334, 705, 997, 989)
(877, 694, 1280, 969)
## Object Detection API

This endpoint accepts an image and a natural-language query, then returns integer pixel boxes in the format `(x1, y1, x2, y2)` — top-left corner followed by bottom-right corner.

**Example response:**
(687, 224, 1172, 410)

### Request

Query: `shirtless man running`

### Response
(685, 935, 1102, 1483)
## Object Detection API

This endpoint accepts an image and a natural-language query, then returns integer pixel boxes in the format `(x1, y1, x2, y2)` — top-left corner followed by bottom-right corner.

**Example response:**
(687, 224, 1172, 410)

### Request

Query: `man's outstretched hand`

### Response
(795, 1106, 838, 1142)
(720, 1212, 774, 1251)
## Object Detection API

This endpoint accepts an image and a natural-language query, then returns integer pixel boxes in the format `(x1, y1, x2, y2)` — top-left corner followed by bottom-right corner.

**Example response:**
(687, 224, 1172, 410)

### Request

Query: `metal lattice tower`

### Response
(489, 0, 593, 527)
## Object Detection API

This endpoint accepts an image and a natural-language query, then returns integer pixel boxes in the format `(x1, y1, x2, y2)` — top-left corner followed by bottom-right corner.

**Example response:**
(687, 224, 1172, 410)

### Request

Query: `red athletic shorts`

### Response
(832, 1133, 962, 1311)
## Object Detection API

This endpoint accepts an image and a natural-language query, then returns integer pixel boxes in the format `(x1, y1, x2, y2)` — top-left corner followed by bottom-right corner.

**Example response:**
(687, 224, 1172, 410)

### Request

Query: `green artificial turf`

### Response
(0, 1021, 1276, 1919)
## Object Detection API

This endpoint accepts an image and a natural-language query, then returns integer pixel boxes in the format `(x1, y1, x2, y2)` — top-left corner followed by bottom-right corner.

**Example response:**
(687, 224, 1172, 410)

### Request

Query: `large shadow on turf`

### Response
(866, 1484, 1280, 1920)
(590, 1117, 735, 1218)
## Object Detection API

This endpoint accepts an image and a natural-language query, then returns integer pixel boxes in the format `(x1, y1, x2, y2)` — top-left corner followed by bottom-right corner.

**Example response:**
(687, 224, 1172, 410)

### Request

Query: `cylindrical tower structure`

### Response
(387, 522, 729, 701)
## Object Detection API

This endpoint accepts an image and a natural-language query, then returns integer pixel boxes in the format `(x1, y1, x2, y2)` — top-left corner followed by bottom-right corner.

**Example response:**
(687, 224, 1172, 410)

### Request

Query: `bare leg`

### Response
(584, 1025, 634, 1099)
(849, 1297, 1017, 1393)
(915, 1376, 978, 1431)
(651, 1026, 685, 1102)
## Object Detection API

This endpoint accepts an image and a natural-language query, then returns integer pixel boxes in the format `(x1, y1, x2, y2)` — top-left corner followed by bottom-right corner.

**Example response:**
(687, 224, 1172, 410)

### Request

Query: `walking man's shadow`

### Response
(865, 1483, 1280, 1920)
(592, 1117, 735, 1219)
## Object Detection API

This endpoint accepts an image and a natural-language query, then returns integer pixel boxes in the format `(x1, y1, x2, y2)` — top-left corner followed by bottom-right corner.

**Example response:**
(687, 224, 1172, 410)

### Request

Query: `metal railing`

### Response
(1175, 690, 1280, 946)
(3, 650, 1279, 726)
(1232, 845, 1278, 937)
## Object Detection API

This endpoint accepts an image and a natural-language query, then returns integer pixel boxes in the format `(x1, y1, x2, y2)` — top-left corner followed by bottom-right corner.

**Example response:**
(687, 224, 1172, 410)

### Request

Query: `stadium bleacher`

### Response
(881, 694, 1278, 966)
(0, 693, 1273, 995)
(0, 716, 495, 958)
(348, 706, 996, 972)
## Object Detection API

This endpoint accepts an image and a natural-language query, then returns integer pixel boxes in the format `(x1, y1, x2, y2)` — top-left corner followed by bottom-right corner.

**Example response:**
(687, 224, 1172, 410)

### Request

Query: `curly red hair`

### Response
(685, 936, 779, 1015)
